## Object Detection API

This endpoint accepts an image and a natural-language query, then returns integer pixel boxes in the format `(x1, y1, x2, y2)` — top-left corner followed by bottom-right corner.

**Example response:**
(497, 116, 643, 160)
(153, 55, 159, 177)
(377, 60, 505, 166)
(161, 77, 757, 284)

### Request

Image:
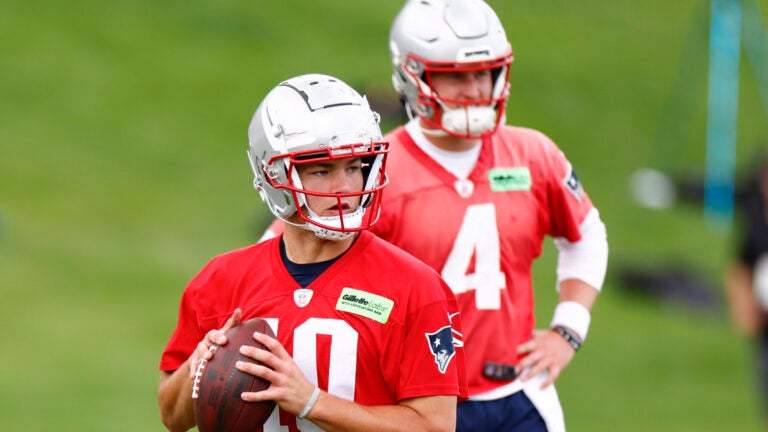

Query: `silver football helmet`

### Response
(247, 74, 389, 240)
(390, 0, 513, 138)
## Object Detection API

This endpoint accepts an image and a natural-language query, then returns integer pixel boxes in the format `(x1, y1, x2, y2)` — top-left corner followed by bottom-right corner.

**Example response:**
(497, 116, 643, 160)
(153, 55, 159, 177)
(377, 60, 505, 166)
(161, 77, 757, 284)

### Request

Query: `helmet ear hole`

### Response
(360, 155, 375, 181)
(491, 66, 509, 99)
(491, 67, 503, 89)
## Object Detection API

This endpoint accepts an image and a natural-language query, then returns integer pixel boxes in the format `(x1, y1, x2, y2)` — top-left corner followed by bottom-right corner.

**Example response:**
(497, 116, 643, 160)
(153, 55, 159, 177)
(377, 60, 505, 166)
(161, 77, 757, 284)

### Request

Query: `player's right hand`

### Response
(237, 330, 316, 417)
(515, 328, 575, 389)
(188, 308, 242, 380)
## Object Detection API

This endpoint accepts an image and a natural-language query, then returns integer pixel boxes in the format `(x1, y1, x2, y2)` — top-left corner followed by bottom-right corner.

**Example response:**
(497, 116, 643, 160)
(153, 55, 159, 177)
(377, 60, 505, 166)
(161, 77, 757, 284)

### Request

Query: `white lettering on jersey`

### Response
(441, 203, 506, 309)
(262, 318, 359, 432)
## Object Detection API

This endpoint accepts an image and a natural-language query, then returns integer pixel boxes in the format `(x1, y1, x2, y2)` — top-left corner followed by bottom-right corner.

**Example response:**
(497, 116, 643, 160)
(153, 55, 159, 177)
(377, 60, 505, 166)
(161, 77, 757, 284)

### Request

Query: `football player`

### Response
(158, 74, 466, 432)
(384, 1, 608, 430)
(262, 1, 608, 430)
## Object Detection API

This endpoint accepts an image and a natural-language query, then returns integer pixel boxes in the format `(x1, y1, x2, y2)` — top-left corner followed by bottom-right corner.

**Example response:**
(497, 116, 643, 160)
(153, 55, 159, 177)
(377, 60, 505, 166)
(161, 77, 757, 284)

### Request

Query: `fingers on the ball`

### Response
(205, 329, 224, 346)
(240, 389, 271, 402)
(252, 332, 285, 355)
(196, 341, 211, 360)
(235, 359, 273, 381)
(223, 308, 242, 332)
(240, 391, 257, 402)
(239, 344, 273, 364)
(203, 347, 217, 360)
(196, 341, 206, 353)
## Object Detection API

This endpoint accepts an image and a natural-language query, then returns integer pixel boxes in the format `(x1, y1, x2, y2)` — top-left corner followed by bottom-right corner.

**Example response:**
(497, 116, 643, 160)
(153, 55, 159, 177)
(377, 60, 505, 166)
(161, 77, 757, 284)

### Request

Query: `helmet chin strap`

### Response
(304, 206, 365, 241)
(421, 126, 450, 137)
(306, 225, 356, 241)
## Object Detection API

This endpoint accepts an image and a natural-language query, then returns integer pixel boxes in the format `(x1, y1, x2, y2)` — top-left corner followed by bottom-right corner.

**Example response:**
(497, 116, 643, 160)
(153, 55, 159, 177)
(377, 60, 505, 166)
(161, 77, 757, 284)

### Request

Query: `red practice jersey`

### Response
(370, 125, 595, 396)
(160, 231, 466, 430)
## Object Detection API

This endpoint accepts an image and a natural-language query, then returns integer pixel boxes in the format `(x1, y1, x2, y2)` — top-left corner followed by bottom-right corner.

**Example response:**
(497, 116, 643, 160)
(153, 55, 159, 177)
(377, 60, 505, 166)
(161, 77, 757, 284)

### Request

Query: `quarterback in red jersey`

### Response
(158, 74, 466, 432)
(382, 1, 609, 430)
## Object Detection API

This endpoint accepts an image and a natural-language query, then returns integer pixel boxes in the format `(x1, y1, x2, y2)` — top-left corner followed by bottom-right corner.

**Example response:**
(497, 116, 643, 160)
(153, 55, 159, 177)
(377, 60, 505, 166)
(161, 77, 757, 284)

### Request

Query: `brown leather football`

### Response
(192, 317, 276, 432)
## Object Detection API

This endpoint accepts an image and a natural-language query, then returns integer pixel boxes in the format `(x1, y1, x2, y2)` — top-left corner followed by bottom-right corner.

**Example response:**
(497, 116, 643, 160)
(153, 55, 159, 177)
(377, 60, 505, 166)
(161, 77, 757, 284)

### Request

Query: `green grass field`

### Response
(2, 0, 768, 430)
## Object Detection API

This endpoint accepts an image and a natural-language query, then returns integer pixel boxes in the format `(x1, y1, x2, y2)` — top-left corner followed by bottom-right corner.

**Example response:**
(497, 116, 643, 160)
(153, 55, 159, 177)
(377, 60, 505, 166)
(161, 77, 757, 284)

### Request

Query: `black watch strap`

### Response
(552, 325, 583, 352)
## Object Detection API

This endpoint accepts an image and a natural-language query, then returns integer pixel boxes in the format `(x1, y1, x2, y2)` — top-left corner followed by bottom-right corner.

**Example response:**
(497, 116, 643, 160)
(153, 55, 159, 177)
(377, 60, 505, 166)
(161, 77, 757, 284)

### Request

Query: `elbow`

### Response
(158, 407, 190, 432)
(158, 378, 193, 432)
(158, 395, 179, 432)
(159, 413, 174, 432)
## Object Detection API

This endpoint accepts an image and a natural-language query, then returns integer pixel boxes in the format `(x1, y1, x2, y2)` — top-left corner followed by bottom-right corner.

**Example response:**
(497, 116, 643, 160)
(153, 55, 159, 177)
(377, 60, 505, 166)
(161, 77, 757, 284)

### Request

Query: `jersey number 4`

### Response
(441, 203, 506, 310)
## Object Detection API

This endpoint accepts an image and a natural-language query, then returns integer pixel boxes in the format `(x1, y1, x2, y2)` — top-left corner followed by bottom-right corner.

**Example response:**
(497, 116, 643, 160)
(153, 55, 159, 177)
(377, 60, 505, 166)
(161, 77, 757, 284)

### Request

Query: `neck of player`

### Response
(282, 223, 357, 264)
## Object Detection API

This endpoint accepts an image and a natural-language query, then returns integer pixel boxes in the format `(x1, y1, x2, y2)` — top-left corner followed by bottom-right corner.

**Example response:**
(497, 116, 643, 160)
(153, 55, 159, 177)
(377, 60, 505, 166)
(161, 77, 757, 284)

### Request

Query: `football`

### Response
(193, 317, 276, 432)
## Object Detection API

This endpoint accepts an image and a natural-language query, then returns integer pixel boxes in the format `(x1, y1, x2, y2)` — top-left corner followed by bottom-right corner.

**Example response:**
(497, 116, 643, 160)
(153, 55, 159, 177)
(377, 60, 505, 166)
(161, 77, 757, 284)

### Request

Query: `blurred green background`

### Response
(2, 0, 768, 430)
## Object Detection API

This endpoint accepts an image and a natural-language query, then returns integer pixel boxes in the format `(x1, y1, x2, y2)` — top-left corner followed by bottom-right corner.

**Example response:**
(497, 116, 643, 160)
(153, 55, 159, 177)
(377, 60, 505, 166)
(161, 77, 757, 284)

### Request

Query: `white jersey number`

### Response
(441, 203, 506, 310)
(262, 318, 359, 432)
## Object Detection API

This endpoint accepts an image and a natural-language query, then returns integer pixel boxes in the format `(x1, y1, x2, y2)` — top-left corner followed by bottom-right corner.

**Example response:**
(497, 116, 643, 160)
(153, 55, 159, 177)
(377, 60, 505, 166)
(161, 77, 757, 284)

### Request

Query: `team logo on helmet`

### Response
(425, 326, 456, 374)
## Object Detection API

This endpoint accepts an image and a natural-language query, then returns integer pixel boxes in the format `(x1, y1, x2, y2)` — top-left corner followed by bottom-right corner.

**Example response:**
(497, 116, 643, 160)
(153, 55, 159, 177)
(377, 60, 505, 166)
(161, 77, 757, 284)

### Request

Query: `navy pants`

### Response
(456, 391, 548, 432)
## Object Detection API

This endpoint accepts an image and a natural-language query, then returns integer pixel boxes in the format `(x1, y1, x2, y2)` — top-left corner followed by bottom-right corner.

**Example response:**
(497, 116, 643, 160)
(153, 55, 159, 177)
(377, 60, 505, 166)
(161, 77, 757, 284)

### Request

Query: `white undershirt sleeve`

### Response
(553, 207, 608, 292)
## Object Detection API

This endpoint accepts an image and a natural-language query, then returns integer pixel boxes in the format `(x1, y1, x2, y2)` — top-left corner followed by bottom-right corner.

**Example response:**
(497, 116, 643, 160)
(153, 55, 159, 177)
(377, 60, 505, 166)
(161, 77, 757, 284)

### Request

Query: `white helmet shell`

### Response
(390, 0, 513, 138)
(247, 74, 389, 239)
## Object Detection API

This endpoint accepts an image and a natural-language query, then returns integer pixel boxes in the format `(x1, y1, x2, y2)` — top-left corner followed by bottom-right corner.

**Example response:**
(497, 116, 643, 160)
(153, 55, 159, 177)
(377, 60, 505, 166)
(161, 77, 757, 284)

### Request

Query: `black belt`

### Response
(483, 362, 518, 381)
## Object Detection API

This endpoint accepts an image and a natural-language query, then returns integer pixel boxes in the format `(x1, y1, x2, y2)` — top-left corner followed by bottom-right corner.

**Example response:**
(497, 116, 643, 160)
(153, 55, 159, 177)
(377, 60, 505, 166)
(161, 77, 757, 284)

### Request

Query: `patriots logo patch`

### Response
(425, 326, 456, 374)
(563, 162, 583, 201)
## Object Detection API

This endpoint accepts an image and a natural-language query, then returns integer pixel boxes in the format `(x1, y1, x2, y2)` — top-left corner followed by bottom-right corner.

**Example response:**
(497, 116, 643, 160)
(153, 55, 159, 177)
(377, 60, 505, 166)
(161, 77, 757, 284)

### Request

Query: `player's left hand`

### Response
(236, 331, 318, 417)
(188, 308, 242, 381)
(515, 328, 576, 389)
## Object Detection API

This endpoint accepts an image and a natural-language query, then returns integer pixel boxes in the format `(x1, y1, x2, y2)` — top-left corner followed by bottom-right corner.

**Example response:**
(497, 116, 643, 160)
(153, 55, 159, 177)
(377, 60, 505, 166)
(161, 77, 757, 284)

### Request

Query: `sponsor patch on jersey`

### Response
(336, 287, 394, 324)
(425, 326, 456, 374)
(562, 162, 583, 201)
(488, 167, 531, 192)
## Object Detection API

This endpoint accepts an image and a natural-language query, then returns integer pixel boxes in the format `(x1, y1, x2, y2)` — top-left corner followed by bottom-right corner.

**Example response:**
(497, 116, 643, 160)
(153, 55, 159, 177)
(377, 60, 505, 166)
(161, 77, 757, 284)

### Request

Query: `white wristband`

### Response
(298, 386, 321, 419)
(550, 301, 591, 340)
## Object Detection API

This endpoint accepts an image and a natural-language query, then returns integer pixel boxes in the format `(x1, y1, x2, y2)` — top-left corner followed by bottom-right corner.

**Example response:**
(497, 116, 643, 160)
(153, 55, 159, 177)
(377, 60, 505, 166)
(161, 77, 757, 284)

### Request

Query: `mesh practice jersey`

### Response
(370, 125, 594, 395)
(160, 231, 466, 430)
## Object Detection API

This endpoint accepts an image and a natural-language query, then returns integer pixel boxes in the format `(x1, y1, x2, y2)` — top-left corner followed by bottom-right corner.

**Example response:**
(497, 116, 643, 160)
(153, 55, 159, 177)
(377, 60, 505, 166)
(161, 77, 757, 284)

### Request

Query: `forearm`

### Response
(306, 394, 456, 432)
(158, 363, 195, 432)
(558, 279, 599, 310)
(551, 279, 599, 340)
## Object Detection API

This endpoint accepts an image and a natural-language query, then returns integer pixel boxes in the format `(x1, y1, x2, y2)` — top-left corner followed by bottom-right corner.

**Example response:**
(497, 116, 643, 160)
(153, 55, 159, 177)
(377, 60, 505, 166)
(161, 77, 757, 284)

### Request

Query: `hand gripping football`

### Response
(192, 317, 276, 432)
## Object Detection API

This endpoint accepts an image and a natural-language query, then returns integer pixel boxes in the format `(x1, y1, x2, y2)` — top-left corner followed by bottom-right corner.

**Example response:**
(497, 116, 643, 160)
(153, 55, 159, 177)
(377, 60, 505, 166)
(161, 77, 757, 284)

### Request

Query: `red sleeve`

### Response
(158, 257, 228, 372)
(538, 135, 594, 242)
(383, 272, 467, 401)
(159, 281, 205, 372)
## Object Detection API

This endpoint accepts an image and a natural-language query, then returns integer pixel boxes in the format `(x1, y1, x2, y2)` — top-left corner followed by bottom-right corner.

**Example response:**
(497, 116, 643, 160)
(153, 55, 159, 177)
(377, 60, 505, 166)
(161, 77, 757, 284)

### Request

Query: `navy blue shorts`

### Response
(457, 391, 548, 432)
